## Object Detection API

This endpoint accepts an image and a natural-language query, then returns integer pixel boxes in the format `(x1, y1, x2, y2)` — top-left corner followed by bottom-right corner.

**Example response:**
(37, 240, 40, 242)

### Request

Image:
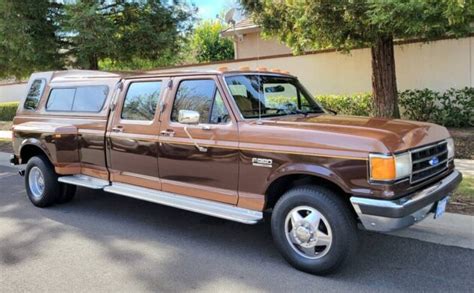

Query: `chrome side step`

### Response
(103, 182, 263, 224)
(58, 175, 110, 189)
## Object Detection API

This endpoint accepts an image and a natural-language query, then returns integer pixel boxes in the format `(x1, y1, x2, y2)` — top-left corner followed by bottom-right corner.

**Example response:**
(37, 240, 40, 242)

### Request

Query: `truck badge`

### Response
(252, 158, 273, 168)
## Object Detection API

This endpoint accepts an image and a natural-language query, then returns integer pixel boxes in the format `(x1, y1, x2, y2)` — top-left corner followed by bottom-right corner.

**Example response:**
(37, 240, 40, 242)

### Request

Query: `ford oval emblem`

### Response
(428, 156, 439, 166)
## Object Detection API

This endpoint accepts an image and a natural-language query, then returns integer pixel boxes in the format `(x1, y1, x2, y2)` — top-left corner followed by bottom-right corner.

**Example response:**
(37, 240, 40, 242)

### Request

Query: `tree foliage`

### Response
(62, 0, 196, 70)
(240, 0, 474, 118)
(0, 0, 63, 79)
(190, 20, 234, 63)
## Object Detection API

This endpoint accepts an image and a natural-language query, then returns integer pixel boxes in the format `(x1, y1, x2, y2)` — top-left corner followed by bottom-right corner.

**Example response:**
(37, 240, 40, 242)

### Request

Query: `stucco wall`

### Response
(0, 36, 472, 103)
(155, 36, 473, 95)
(0, 83, 27, 103)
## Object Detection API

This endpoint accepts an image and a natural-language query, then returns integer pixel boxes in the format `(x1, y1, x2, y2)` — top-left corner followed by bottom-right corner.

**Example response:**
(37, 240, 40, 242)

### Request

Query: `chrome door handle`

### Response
(160, 129, 175, 137)
(112, 127, 123, 133)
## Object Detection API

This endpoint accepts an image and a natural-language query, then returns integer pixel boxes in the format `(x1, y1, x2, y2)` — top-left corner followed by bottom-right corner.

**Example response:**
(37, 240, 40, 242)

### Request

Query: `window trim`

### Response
(23, 78, 47, 111)
(45, 85, 109, 113)
(171, 78, 231, 125)
(120, 80, 164, 122)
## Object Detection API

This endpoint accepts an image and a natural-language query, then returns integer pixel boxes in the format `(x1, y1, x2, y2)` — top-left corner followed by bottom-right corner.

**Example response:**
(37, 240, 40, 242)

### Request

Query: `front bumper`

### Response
(350, 170, 462, 232)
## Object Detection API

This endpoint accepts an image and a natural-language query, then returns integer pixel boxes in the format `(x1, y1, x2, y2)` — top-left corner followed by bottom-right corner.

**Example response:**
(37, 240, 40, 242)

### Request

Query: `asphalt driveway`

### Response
(0, 164, 473, 292)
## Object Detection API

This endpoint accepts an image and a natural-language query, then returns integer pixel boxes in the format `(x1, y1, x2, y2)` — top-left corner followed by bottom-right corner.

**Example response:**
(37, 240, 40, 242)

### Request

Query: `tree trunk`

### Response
(88, 55, 99, 70)
(371, 36, 400, 118)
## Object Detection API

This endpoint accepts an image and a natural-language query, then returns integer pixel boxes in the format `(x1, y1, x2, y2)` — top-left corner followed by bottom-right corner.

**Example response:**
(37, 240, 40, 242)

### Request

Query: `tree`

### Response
(62, 0, 195, 70)
(240, 0, 473, 118)
(190, 20, 234, 62)
(0, 0, 63, 79)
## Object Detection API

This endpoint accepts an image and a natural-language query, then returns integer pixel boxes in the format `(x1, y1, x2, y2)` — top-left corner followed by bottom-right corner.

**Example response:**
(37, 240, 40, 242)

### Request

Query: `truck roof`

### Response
(44, 68, 294, 83)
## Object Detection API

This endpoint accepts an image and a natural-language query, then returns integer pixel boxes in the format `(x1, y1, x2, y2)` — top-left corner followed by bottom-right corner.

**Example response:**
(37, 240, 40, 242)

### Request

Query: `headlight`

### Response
(446, 138, 455, 159)
(369, 152, 412, 181)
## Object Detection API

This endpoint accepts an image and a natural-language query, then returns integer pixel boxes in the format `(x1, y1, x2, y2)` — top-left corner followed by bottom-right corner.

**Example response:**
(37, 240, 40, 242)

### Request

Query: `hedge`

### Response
(316, 87, 473, 128)
(0, 102, 19, 121)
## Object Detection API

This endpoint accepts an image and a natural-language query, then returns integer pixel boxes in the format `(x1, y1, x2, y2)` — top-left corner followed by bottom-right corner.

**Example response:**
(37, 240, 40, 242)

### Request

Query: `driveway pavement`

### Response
(0, 164, 473, 292)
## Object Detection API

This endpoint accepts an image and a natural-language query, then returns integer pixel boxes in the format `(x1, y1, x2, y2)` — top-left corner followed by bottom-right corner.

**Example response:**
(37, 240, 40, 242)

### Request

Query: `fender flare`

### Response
(265, 162, 352, 194)
(18, 138, 54, 165)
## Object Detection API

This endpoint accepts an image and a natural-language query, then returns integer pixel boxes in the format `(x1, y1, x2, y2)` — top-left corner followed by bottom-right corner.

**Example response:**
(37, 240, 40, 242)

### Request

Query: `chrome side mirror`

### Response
(178, 110, 200, 124)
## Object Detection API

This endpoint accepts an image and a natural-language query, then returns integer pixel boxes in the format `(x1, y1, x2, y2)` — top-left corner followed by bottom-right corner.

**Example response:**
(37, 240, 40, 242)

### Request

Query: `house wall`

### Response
(0, 36, 472, 103)
(235, 32, 291, 59)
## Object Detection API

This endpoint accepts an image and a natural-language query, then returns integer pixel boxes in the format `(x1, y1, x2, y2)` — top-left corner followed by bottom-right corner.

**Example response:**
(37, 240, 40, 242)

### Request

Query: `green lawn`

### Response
(0, 121, 12, 130)
(454, 176, 474, 200)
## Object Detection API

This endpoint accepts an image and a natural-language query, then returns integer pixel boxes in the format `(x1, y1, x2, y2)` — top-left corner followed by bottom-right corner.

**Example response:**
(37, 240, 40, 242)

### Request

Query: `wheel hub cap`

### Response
(285, 206, 333, 259)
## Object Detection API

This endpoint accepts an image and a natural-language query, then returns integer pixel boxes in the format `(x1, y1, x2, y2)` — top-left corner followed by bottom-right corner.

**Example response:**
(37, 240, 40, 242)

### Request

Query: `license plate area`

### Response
(434, 196, 449, 219)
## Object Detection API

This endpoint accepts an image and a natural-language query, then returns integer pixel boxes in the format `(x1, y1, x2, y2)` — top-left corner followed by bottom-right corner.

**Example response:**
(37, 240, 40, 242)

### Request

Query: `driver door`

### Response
(158, 76, 240, 204)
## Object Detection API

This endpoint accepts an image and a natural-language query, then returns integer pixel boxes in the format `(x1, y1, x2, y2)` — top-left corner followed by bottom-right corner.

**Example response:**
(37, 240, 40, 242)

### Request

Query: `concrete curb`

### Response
(0, 151, 472, 249)
(387, 212, 474, 250)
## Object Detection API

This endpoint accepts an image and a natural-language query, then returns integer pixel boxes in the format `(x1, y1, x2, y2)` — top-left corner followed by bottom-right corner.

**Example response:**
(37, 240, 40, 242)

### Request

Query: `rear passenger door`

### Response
(158, 76, 239, 205)
(107, 78, 166, 190)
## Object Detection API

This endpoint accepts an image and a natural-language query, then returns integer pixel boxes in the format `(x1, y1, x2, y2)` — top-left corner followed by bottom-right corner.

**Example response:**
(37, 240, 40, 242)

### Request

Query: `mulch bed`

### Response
(447, 199, 474, 216)
(449, 127, 474, 159)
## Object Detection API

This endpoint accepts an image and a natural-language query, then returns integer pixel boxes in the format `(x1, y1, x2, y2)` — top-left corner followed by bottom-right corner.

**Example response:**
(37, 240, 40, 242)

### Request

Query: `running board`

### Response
(58, 175, 110, 189)
(103, 182, 263, 224)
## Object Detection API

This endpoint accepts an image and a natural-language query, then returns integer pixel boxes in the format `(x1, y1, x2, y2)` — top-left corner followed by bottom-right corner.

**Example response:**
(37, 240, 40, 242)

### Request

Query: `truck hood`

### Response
(251, 114, 450, 154)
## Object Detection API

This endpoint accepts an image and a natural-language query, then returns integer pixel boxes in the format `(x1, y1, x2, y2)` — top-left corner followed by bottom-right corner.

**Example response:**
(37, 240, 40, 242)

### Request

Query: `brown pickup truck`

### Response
(10, 69, 462, 274)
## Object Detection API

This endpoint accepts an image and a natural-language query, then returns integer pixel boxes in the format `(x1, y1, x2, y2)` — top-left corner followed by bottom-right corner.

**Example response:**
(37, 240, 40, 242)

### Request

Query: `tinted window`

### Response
(47, 88, 75, 111)
(172, 79, 228, 124)
(225, 75, 323, 118)
(210, 92, 230, 124)
(121, 81, 162, 120)
(24, 79, 46, 110)
(46, 86, 108, 112)
(72, 86, 108, 112)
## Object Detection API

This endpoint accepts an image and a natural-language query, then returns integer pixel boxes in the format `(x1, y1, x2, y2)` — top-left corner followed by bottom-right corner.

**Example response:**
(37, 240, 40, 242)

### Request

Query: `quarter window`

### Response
(24, 79, 46, 110)
(121, 81, 162, 121)
(172, 79, 229, 124)
(46, 86, 108, 112)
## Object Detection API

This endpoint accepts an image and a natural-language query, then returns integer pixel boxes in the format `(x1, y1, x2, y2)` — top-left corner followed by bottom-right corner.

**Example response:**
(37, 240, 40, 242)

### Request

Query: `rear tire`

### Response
(271, 185, 358, 275)
(56, 184, 76, 204)
(25, 156, 60, 207)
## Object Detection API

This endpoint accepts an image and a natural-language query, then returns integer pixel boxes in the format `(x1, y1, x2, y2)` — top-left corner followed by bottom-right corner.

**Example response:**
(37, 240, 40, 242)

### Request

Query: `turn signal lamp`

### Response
(369, 153, 411, 181)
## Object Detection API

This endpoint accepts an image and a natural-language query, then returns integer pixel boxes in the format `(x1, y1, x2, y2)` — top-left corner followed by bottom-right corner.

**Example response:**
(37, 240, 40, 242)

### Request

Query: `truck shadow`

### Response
(0, 170, 472, 292)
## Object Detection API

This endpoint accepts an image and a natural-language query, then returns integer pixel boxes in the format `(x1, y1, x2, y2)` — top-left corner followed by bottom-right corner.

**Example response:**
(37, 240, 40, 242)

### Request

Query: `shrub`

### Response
(315, 93, 373, 116)
(0, 102, 19, 121)
(399, 87, 473, 127)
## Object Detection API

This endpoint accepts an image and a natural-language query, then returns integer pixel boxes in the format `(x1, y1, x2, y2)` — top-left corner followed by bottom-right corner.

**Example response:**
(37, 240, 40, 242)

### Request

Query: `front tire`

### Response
(25, 156, 60, 207)
(271, 185, 358, 275)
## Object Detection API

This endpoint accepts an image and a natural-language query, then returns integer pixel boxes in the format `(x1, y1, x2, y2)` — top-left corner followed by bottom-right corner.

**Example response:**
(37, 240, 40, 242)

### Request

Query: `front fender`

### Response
(266, 162, 353, 194)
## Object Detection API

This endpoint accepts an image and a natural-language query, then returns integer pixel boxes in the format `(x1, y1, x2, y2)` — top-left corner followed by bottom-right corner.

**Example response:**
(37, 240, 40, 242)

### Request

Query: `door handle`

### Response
(160, 129, 175, 137)
(112, 126, 123, 133)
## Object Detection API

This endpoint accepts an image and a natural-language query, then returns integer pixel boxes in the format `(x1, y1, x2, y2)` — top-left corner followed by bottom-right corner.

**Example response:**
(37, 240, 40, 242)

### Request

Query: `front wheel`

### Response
(271, 185, 358, 275)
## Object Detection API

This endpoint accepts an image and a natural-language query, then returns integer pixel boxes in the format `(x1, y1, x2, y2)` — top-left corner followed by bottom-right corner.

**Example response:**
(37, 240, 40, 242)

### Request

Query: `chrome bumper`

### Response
(350, 170, 462, 232)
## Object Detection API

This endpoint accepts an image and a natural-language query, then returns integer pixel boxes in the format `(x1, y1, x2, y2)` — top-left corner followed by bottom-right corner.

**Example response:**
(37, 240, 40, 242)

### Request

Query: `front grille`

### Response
(410, 141, 448, 184)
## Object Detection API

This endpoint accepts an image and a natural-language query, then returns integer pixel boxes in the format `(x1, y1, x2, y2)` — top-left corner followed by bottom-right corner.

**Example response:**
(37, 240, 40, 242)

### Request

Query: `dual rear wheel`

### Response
(25, 156, 76, 207)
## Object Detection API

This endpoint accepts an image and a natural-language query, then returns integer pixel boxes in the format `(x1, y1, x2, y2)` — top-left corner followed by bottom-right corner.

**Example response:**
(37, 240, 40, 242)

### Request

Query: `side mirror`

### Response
(178, 109, 200, 124)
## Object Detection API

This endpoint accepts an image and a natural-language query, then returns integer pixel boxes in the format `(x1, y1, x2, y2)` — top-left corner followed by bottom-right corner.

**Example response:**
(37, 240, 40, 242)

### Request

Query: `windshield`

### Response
(224, 75, 325, 119)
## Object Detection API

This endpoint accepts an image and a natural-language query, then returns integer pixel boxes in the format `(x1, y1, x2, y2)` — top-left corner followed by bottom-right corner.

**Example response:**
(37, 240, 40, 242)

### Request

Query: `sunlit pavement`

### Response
(0, 164, 473, 292)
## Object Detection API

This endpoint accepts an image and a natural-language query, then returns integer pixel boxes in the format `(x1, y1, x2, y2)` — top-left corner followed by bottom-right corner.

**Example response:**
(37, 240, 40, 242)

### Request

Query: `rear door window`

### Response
(24, 79, 46, 110)
(121, 81, 162, 121)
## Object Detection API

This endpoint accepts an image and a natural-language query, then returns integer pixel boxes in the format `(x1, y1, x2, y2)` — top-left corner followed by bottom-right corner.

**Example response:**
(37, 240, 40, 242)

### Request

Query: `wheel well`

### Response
(265, 174, 350, 210)
(20, 145, 49, 164)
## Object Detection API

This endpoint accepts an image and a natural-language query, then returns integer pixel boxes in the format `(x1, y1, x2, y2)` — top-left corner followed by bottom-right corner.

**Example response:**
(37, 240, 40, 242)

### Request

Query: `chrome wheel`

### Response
(285, 206, 333, 259)
(28, 166, 45, 200)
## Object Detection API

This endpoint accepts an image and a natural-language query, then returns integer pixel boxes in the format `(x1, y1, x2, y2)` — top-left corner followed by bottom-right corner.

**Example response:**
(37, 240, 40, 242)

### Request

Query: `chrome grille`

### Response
(410, 141, 448, 184)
